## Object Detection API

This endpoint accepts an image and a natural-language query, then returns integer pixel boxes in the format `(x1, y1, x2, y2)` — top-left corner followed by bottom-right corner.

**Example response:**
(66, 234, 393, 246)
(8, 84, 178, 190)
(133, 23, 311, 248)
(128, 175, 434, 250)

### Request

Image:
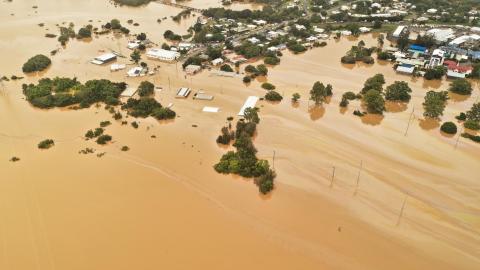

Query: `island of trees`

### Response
(214, 108, 276, 194)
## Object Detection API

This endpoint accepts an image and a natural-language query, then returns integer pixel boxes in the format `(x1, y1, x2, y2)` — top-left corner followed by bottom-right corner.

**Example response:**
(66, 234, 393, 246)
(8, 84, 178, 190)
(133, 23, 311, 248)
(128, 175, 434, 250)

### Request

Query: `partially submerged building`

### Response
(146, 48, 180, 62)
(176, 87, 191, 98)
(91, 53, 117, 65)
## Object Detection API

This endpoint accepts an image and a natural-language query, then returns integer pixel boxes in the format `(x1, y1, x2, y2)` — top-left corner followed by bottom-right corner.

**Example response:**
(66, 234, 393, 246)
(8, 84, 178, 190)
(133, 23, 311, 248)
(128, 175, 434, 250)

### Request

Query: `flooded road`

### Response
(1, 1, 479, 270)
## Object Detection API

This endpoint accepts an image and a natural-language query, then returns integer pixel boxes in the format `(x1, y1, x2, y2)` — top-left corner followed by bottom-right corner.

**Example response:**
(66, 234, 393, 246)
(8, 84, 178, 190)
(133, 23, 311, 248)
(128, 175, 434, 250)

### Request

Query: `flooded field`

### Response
(1, 1, 479, 270)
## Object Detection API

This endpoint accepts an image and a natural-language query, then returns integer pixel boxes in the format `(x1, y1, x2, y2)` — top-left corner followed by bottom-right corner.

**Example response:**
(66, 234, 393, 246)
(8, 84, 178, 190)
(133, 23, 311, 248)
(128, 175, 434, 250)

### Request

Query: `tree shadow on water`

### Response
(385, 101, 408, 113)
(361, 113, 384, 126)
(308, 105, 325, 121)
(419, 118, 440, 131)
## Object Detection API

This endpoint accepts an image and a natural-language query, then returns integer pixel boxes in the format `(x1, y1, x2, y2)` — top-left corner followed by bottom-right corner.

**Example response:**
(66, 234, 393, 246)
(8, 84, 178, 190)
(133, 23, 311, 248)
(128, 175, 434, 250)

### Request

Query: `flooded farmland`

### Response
(0, 1, 479, 270)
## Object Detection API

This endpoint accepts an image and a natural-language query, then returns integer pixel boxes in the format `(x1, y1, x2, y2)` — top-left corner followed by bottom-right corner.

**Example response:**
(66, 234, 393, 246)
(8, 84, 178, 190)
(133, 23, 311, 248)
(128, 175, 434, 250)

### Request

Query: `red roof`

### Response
(443, 60, 472, 73)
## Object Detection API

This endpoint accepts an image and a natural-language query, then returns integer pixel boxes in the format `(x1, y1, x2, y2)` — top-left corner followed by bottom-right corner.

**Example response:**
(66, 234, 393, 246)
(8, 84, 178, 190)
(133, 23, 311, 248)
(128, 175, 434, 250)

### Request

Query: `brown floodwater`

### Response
(1, 1, 479, 270)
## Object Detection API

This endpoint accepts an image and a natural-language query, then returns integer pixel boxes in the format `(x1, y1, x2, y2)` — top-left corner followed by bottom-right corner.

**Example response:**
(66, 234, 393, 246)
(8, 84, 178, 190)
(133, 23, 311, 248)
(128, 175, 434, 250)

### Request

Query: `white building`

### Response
(426, 28, 455, 43)
(110, 64, 126, 72)
(127, 67, 145, 77)
(247, 37, 260, 44)
(392, 25, 407, 38)
(185, 64, 201, 75)
(146, 48, 180, 62)
(176, 87, 191, 98)
(211, 58, 224, 66)
(359, 27, 371, 33)
(253, 19, 267, 25)
(91, 53, 117, 65)
(449, 34, 480, 46)
(178, 42, 193, 51)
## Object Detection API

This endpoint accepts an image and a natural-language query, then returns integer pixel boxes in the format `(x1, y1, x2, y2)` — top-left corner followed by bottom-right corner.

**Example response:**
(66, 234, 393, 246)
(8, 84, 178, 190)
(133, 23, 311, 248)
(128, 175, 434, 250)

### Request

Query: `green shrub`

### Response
(38, 139, 54, 149)
(261, 82, 275, 90)
(96, 135, 112, 145)
(449, 78, 472, 95)
(440, 122, 457, 134)
(464, 120, 480, 130)
(220, 64, 234, 72)
(265, 91, 283, 101)
(22, 55, 51, 73)
(138, 81, 155, 97)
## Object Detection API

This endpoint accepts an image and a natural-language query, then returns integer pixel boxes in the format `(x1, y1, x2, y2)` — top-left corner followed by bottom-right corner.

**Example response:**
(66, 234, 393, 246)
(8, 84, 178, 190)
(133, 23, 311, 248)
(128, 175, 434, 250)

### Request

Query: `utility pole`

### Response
(455, 127, 463, 149)
(404, 107, 415, 136)
(396, 195, 408, 226)
(272, 150, 276, 170)
(354, 160, 363, 196)
(330, 166, 336, 188)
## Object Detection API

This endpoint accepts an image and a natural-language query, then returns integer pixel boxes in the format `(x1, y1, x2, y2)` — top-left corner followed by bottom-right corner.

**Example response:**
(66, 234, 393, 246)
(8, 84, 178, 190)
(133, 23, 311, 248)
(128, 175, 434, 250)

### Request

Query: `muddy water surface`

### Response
(1, 1, 479, 270)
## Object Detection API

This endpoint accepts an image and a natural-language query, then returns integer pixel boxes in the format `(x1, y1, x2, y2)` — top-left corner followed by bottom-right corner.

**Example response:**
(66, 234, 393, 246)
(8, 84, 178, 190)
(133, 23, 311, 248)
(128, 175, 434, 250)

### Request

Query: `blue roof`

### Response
(409, 44, 427, 52)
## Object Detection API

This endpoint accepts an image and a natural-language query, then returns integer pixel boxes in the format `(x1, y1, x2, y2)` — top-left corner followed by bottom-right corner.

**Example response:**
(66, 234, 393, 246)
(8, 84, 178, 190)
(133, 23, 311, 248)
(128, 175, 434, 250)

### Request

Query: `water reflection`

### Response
(361, 113, 384, 126)
(308, 105, 325, 121)
(419, 118, 440, 130)
(448, 92, 470, 103)
(385, 101, 408, 113)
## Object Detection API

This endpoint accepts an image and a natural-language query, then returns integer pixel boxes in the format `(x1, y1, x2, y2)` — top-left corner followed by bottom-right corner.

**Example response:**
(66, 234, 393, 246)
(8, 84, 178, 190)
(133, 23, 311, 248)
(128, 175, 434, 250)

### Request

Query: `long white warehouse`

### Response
(238, 96, 259, 116)
(146, 48, 180, 62)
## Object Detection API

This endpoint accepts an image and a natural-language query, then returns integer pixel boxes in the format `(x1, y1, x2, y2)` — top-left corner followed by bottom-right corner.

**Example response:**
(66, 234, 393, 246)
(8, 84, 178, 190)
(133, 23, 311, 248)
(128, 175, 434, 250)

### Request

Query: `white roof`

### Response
(176, 87, 191, 98)
(211, 58, 224, 65)
(127, 67, 143, 77)
(120, 87, 137, 97)
(449, 34, 480, 46)
(146, 48, 180, 60)
(110, 64, 126, 71)
(94, 53, 117, 62)
(359, 27, 371, 33)
(426, 28, 455, 42)
(447, 70, 466, 78)
(396, 65, 415, 74)
(392, 26, 406, 37)
(202, 106, 219, 113)
(432, 49, 445, 57)
(238, 96, 259, 116)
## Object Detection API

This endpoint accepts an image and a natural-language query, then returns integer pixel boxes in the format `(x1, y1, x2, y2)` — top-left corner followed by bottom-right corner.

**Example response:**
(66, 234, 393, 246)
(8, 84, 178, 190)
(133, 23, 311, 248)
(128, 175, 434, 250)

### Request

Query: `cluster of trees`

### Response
(202, 5, 302, 24)
(22, 78, 126, 109)
(163, 30, 182, 41)
(38, 139, 54, 149)
(261, 82, 276, 90)
(286, 40, 307, 54)
(138, 81, 155, 97)
(244, 64, 268, 77)
(385, 81, 412, 102)
(57, 23, 76, 45)
(214, 108, 275, 194)
(464, 102, 480, 130)
(104, 19, 130, 34)
(310, 81, 333, 105)
(96, 135, 113, 145)
(341, 41, 375, 64)
(77, 25, 93, 39)
(85, 127, 105, 140)
(113, 0, 152, 6)
(340, 91, 359, 107)
(121, 97, 176, 120)
(360, 74, 386, 114)
(424, 66, 446, 80)
(22, 54, 51, 73)
(423, 90, 449, 119)
(220, 64, 234, 72)
(440, 122, 457, 134)
(265, 91, 283, 101)
(449, 78, 472, 95)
